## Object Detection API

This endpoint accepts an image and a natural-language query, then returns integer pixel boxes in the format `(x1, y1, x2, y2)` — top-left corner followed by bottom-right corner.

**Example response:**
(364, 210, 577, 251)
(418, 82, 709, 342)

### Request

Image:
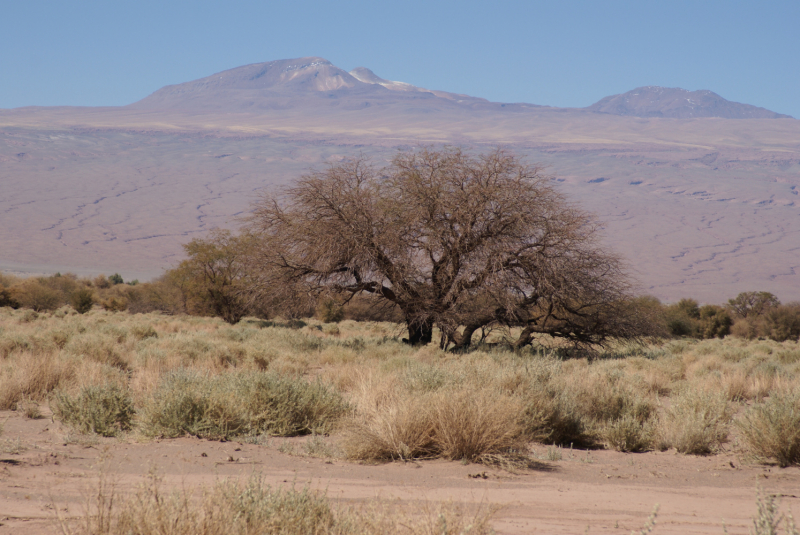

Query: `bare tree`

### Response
(245, 147, 651, 348)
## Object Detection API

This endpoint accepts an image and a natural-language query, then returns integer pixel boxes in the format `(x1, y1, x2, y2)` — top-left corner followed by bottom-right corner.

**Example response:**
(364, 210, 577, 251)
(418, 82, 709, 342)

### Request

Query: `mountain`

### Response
(130, 57, 370, 110)
(348, 66, 483, 102)
(130, 57, 493, 112)
(131, 59, 790, 120)
(586, 86, 792, 119)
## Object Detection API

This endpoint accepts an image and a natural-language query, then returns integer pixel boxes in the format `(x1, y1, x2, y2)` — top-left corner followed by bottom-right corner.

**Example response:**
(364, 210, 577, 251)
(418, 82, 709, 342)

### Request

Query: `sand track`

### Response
(1, 410, 798, 534)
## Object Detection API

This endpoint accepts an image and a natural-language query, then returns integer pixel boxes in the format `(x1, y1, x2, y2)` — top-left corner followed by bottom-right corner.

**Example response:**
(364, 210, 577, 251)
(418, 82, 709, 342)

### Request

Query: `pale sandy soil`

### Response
(2, 410, 798, 534)
(2, 114, 800, 303)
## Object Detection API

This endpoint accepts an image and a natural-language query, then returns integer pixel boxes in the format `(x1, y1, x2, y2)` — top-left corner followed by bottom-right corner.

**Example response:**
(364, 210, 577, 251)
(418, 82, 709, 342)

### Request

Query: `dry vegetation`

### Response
(2, 305, 799, 469)
(57, 469, 497, 535)
(2, 304, 800, 533)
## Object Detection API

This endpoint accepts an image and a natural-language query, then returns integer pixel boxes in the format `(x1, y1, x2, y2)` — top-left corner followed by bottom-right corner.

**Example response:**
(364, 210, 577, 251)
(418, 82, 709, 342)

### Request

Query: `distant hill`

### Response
(130, 57, 495, 112)
(131, 59, 791, 121)
(586, 86, 792, 119)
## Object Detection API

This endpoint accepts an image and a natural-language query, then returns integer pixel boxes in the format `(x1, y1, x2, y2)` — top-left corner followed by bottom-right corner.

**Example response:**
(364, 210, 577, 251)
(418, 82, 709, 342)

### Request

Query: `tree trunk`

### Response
(452, 324, 480, 351)
(405, 319, 433, 346)
(513, 325, 535, 349)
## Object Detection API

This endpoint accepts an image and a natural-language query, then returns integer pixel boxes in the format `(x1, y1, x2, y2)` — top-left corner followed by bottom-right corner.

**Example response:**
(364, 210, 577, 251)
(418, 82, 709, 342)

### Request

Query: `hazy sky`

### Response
(2, 0, 798, 117)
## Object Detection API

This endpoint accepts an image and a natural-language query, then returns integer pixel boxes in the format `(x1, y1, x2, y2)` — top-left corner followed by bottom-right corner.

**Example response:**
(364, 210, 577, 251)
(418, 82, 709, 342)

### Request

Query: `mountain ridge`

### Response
(127, 56, 791, 119)
(586, 86, 792, 119)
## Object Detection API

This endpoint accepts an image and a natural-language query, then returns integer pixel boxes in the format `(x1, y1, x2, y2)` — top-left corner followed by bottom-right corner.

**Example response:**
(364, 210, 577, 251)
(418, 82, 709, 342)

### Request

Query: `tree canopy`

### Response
(171, 229, 253, 324)
(727, 291, 780, 318)
(245, 147, 654, 348)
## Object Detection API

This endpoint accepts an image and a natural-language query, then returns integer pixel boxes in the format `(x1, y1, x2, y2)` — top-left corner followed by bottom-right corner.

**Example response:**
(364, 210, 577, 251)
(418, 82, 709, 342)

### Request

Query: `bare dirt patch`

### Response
(2, 409, 798, 535)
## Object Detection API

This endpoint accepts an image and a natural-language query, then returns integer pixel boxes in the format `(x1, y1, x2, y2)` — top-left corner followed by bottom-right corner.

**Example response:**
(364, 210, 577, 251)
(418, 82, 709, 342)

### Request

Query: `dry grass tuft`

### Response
(737, 388, 800, 467)
(16, 397, 43, 419)
(658, 389, 732, 454)
(342, 376, 437, 461)
(0, 352, 75, 409)
(342, 379, 527, 464)
(430, 388, 526, 462)
(57, 470, 497, 535)
(602, 414, 656, 453)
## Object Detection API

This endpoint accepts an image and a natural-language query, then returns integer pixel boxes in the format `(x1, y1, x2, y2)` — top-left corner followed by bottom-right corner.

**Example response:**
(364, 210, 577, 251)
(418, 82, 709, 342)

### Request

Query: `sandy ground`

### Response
(2, 125, 799, 304)
(1, 409, 798, 534)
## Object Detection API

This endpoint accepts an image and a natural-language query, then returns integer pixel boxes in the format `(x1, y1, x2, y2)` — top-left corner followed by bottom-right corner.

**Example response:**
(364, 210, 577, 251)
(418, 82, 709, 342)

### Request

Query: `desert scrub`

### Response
(64, 330, 130, 370)
(4, 306, 800, 459)
(748, 489, 800, 535)
(737, 388, 800, 467)
(61, 471, 497, 535)
(139, 369, 348, 440)
(658, 389, 732, 454)
(602, 414, 656, 452)
(519, 389, 593, 447)
(430, 388, 526, 461)
(52, 384, 134, 436)
(518, 359, 656, 449)
(343, 380, 527, 463)
(342, 378, 437, 461)
(232, 372, 348, 436)
(0, 352, 75, 409)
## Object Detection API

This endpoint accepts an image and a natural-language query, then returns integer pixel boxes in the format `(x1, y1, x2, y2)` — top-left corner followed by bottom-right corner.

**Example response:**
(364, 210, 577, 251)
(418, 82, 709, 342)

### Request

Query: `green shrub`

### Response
(665, 299, 700, 337)
(737, 389, 800, 467)
(131, 324, 158, 340)
(139, 370, 347, 440)
(138, 370, 239, 439)
(317, 298, 344, 323)
(109, 273, 124, 285)
(520, 372, 654, 449)
(603, 414, 654, 452)
(0, 287, 20, 309)
(70, 288, 95, 314)
(664, 300, 732, 339)
(52, 384, 134, 436)
(233, 373, 348, 436)
(101, 296, 128, 312)
(764, 304, 800, 342)
(732, 304, 800, 342)
(698, 305, 732, 339)
(749, 489, 800, 535)
(659, 390, 731, 454)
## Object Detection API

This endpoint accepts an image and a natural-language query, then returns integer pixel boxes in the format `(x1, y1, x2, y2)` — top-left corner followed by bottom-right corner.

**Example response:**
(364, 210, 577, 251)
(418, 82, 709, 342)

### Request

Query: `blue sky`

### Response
(2, 0, 798, 117)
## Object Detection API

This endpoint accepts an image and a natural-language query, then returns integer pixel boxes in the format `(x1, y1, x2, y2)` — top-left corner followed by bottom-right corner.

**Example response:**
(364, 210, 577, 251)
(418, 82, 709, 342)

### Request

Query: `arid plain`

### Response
(2, 57, 799, 302)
